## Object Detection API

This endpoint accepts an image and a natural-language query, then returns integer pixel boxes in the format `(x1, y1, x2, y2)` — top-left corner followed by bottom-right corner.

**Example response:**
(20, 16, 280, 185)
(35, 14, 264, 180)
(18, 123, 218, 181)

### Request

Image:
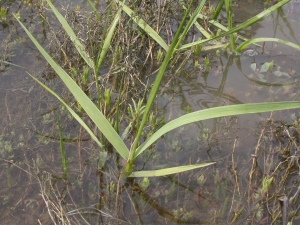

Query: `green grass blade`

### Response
(179, 0, 291, 50)
(177, 0, 207, 45)
(96, 4, 123, 72)
(115, 73, 125, 133)
(117, 1, 169, 51)
(236, 37, 300, 52)
(125, 1, 195, 173)
(44, 0, 94, 69)
(134, 102, 300, 158)
(0, 60, 26, 69)
(194, 22, 211, 39)
(212, 0, 224, 20)
(86, 0, 101, 20)
(224, 0, 234, 51)
(194, 14, 253, 47)
(16, 15, 130, 160)
(87, 0, 97, 11)
(204, 16, 228, 31)
(28, 73, 104, 148)
(178, 1, 211, 39)
(57, 115, 68, 179)
(197, 14, 258, 45)
(129, 163, 215, 177)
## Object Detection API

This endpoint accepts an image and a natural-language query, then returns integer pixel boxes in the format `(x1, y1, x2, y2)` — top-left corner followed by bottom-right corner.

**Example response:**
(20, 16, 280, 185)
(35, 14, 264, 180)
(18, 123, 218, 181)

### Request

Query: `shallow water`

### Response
(1, 0, 300, 224)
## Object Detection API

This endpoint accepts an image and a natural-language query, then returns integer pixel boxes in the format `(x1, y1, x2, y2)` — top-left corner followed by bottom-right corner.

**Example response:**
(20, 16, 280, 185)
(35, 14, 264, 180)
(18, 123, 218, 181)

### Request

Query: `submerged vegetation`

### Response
(1, 0, 300, 224)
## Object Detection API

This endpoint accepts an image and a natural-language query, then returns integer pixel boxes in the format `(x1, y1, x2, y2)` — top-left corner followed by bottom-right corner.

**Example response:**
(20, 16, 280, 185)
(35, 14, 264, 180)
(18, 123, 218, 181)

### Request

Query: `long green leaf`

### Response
(129, 163, 215, 177)
(178, 1, 211, 39)
(44, 0, 94, 69)
(197, 14, 258, 45)
(224, 0, 234, 51)
(96, 3, 123, 71)
(87, 0, 97, 12)
(15, 15, 130, 160)
(125, 0, 195, 173)
(212, 0, 224, 20)
(86, 0, 101, 20)
(134, 102, 300, 158)
(179, 0, 291, 50)
(28, 73, 103, 148)
(236, 37, 300, 52)
(177, 0, 206, 46)
(57, 115, 68, 178)
(117, 1, 169, 51)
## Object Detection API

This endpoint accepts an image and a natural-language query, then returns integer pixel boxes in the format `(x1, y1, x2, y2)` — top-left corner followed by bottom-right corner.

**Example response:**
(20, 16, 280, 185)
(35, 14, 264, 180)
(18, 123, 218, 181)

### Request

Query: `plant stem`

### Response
(225, 0, 235, 52)
(57, 115, 68, 179)
(124, 0, 195, 176)
(213, 0, 224, 20)
(115, 73, 125, 133)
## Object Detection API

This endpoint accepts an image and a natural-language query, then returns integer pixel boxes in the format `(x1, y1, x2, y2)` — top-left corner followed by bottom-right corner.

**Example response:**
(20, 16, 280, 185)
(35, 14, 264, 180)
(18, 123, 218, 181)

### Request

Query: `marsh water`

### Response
(1, 0, 300, 224)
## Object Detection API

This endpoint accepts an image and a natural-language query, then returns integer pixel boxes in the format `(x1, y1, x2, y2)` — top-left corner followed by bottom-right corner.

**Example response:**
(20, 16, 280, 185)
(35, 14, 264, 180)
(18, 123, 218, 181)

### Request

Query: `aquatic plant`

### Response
(0, 6, 8, 24)
(15, 0, 300, 179)
(57, 116, 68, 178)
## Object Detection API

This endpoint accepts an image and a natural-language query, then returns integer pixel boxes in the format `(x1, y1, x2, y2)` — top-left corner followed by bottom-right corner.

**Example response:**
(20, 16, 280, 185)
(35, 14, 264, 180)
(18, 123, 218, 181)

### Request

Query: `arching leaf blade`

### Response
(129, 163, 215, 177)
(117, 1, 169, 51)
(179, 0, 291, 50)
(15, 15, 130, 160)
(135, 102, 300, 158)
(28, 73, 104, 148)
(236, 38, 300, 52)
(45, 0, 94, 69)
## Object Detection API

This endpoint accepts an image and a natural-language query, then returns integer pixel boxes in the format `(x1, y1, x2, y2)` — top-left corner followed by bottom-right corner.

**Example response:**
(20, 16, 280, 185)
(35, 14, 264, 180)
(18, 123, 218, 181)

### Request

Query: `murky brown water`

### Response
(1, 0, 300, 224)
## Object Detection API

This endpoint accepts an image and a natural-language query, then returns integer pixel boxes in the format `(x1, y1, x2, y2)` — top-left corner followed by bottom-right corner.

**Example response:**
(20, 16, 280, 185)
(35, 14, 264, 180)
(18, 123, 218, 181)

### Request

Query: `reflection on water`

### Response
(1, 0, 300, 224)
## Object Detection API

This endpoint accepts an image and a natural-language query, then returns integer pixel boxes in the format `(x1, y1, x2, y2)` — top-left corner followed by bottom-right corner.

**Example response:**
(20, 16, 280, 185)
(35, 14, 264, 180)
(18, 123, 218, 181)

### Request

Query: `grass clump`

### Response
(7, 0, 300, 223)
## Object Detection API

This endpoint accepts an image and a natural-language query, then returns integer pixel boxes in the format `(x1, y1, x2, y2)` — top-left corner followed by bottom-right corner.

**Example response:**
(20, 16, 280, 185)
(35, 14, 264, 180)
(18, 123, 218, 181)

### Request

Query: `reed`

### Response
(57, 116, 68, 179)
(15, 0, 300, 178)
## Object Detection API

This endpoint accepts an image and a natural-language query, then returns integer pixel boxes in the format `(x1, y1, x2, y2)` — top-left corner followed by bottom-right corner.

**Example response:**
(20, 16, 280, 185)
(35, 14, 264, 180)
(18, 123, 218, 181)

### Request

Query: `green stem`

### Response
(115, 73, 125, 133)
(212, 0, 224, 20)
(124, 0, 195, 176)
(225, 0, 235, 52)
(57, 115, 68, 179)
